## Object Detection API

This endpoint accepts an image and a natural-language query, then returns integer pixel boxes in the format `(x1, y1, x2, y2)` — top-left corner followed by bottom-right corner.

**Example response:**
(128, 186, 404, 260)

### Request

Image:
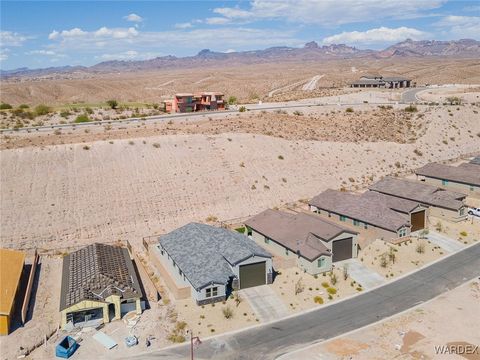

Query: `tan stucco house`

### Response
(245, 210, 358, 275)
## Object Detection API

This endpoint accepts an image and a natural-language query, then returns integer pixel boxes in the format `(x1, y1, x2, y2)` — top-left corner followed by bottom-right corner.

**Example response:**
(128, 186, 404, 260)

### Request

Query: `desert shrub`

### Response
(35, 104, 52, 115)
(74, 114, 90, 123)
(321, 282, 329, 288)
(356, 287, 363, 291)
(413, 149, 423, 156)
(380, 253, 388, 268)
(85, 107, 94, 114)
(278, 155, 284, 160)
(345, 107, 354, 113)
(107, 99, 118, 109)
(0, 103, 12, 109)
(460, 231, 467, 237)
(60, 111, 71, 118)
(228, 96, 237, 105)
(329, 272, 337, 285)
(342, 264, 349, 280)
(293, 110, 303, 116)
(327, 287, 337, 295)
(167, 321, 187, 343)
(404, 105, 417, 112)
(238, 106, 246, 112)
(435, 221, 443, 232)
(205, 215, 218, 222)
(18, 104, 29, 109)
(222, 306, 234, 319)
(328, 294, 333, 300)
(388, 247, 396, 264)
(152, 143, 161, 148)
(446, 96, 461, 105)
(416, 242, 425, 254)
(82, 145, 90, 150)
(313, 296, 324, 304)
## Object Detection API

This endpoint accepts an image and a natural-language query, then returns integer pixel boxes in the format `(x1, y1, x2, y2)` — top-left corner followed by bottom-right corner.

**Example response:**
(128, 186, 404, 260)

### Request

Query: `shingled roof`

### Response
(158, 223, 271, 290)
(369, 177, 466, 211)
(246, 210, 357, 261)
(60, 243, 142, 311)
(309, 189, 410, 232)
(416, 162, 480, 186)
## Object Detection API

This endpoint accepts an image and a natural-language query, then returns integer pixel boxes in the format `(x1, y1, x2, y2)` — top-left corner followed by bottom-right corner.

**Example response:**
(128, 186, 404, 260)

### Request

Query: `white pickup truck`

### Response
(468, 207, 480, 217)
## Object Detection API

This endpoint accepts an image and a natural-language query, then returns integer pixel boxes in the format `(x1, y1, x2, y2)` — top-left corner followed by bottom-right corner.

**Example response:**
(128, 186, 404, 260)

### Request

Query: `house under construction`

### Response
(164, 92, 225, 113)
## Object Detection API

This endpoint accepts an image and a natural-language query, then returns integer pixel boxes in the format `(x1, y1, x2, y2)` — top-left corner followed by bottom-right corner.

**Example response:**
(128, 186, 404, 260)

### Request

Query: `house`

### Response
(163, 92, 225, 113)
(155, 223, 272, 305)
(245, 210, 358, 275)
(415, 162, 480, 198)
(309, 190, 426, 242)
(0, 248, 25, 336)
(350, 75, 412, 88)
(470, 156, 480, 165)
(369, 177, 467, 222)
(59, 243, 142, 329)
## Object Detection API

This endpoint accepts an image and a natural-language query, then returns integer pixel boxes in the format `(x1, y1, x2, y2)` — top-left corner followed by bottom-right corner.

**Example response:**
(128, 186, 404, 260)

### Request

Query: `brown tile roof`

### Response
(416, 163, 480, 186)
(369, 177, 466, 211)
(361, 191, 422, 214)
(309, 189, 410, 232)
(245, 210, 357, 261)
(60, 243, 142, 311)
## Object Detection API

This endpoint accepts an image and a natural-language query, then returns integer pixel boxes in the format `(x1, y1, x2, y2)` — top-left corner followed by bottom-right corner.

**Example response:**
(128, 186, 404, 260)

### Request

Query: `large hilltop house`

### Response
(350, 75, 413, 88)
(164, 92, 225, 113)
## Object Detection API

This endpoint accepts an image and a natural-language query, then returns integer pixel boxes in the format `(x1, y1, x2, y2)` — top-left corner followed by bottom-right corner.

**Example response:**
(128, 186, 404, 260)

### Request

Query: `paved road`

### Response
(301, 75, 324, 91)
(402, 87, 426, 103)
(130, 243, 480, 360)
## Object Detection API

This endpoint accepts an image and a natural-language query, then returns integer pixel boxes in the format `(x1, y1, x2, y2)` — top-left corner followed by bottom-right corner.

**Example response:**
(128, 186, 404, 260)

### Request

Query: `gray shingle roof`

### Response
(309, 189, 410, 232)
(369, 177, 466, 211)
(246, 210, 357, 261)
(470, 156, 480, 165)
(158, 223, 271, 290)
(361, 191, 422, 214)
(60, 243, 142, 311)
(416, 162, 480, 186)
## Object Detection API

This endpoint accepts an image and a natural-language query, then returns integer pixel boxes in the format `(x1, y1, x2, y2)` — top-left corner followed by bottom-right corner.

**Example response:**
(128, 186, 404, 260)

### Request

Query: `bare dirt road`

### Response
(302, 75, 324, 91)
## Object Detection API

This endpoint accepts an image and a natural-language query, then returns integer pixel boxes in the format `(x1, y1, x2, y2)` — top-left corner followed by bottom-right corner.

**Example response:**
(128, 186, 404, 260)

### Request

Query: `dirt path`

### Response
(302, 75, 324, 91)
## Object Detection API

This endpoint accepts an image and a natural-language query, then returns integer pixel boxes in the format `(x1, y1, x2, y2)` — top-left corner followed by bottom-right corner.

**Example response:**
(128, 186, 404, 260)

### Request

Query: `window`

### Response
(317, 257, 325, 268)
(459, 207, 465, 216)
(206, 286, 218, 298)
(353, 219, 360, 226)
(442, 179, 449, 186)
(264, 237, 270, 244)
(340, 215, 347, 222)
(160, 249, 164, 256)
(398, 228, 407, 237)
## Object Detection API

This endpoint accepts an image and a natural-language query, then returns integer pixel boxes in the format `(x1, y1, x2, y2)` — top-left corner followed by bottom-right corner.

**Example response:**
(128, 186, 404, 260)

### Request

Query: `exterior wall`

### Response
(150, 245, 191, 300)
(309, 205, 401, 243)
(0, 315, 9, 336)
(419, 176, 480, 199)
(250, 229, 357, 275)
(61, 299, 109, 328)
(194, 284, 227, 305)
(429, 206, 467, 222)
(232, 256, 273, 288)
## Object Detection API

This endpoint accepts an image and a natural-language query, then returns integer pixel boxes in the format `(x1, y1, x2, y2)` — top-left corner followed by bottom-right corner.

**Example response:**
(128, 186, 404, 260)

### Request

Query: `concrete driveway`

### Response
(423, 231, 465, 253)
(338, 259, 386, 289)
(240, 285, 289, 322)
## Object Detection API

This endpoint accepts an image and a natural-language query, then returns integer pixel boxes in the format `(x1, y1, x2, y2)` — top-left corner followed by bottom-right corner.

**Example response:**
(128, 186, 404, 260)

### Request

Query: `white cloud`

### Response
(224, 49, 236, 53)
(205, 17, 232, 25)
(47, 26, 303, 54)
(26, 49, 66, 57)
(124, 13, 143, 23)
(96, 50, 160, 61)
(210, 0, 445, 26)
(434, 16, 480, 39)
(175, 22, 193, 29)
(323, 26, 429, 46)
(0, 31, 31, 46)
(0, 48, 10, 61)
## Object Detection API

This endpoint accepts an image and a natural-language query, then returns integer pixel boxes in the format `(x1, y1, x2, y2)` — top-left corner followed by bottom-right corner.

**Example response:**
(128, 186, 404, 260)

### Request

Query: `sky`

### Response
(0, 0, 479, 70)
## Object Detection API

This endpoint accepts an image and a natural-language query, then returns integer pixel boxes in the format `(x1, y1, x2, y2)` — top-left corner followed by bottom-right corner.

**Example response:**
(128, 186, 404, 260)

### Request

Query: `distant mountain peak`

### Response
(304, 41, 319, 49)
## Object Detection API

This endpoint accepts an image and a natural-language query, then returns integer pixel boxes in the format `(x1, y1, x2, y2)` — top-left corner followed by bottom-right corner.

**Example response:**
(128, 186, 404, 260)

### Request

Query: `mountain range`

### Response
(2, 39, 479, 79)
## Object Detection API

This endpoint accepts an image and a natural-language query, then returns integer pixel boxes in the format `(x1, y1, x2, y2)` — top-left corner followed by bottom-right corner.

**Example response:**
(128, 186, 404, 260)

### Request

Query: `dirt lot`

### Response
(282, 279, 480, 360)
(1, 89, 479, 252)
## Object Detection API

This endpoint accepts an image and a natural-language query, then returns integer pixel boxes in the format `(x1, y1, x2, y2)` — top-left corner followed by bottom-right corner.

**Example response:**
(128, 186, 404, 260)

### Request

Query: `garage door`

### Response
(411, 210, 425, 232)
(239, 262, 266, 289)
(332, 238, 353, 262)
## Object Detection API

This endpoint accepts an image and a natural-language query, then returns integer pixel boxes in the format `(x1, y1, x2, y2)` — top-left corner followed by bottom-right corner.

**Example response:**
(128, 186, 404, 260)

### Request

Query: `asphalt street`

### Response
(130, 243, 480, 360)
